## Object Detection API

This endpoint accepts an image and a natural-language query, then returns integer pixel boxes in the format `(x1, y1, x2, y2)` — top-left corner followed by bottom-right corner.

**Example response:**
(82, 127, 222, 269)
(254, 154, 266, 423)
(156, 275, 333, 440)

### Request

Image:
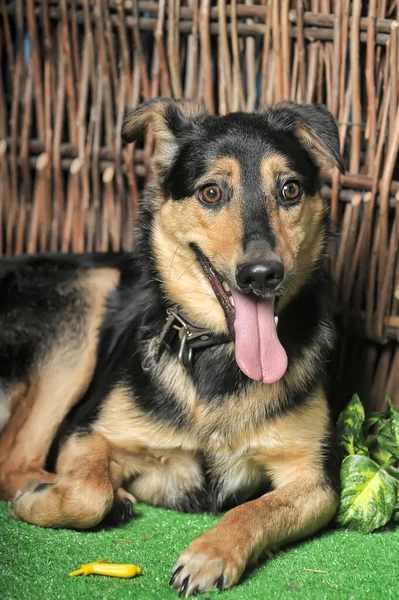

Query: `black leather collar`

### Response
(154, 308, 231, 368)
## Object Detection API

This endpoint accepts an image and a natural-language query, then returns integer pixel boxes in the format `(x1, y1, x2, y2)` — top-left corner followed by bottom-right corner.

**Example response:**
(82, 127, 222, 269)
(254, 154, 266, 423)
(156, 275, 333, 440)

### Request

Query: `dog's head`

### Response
(122, 98, 343, 384)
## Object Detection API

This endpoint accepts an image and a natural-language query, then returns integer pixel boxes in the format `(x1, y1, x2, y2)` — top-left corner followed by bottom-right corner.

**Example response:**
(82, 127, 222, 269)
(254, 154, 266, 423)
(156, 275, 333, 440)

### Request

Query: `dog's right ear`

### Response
(275, 102, 345, 174)
(121, 98, 207, 145)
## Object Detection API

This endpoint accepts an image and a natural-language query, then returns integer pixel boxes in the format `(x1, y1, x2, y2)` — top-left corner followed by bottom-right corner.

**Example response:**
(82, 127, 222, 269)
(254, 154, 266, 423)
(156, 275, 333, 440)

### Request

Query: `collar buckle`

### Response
(154, 308, 228, 368)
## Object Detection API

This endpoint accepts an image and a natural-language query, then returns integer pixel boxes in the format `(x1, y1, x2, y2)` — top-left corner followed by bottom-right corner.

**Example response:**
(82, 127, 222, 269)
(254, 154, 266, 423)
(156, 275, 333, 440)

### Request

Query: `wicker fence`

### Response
(1, 0, 399, 409)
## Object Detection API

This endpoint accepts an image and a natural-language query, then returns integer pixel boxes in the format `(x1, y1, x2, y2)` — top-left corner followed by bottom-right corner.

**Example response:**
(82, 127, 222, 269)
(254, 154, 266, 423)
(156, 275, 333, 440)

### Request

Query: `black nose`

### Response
(236, 260, 284, 293)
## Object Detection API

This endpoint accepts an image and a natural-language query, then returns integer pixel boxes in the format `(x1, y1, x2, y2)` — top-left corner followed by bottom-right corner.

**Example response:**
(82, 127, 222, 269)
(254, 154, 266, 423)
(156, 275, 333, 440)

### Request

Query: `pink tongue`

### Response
(231, 289, 288, 384)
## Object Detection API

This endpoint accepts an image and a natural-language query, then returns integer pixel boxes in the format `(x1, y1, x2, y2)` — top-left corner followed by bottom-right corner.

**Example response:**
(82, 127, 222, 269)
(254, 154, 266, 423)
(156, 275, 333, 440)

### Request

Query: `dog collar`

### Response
(153, 308, 231, 368)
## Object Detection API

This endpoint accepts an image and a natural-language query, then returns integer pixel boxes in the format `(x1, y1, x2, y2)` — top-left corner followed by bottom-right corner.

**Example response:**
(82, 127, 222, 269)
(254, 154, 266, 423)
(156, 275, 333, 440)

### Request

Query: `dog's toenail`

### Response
(178, 575, 190, 597)
(33, 483, 53, 493)
(120, 504, 127, 521)
(169, 565, 183, 586)
(215, 574, 224, 590)
(125, 499, 134, 518)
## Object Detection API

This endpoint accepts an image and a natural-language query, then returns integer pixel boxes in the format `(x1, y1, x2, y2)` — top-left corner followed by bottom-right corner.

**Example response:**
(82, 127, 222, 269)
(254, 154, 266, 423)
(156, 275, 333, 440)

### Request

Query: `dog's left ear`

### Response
(276, 102, 345, 174)
(122, 98, 207, 173)
(122, 97, 207, 144)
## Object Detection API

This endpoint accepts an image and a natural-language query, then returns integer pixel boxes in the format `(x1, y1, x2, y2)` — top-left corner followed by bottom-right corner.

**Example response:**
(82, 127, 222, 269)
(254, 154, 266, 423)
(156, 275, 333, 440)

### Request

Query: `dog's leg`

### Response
(171, 471, 337, 596)
(0, 382, 57, 498)
(171, 396, 338, 596)
(171, 479, 337, 596)
(0, 353, 92, 500)
(8, 431, 127, 529)
(0, 268, 120, 500)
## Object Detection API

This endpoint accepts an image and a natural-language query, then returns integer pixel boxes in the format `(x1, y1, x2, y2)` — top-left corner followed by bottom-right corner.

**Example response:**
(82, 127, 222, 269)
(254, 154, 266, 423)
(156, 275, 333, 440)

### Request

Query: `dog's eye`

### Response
(199, 185, 222, 205)
(281, 181, 302, 203)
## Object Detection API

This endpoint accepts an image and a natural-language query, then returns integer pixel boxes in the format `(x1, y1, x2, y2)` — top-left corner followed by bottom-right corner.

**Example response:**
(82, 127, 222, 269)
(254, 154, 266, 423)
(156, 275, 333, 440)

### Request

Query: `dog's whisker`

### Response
(168, 245, 181, 281)
(171, 259, 200, 267)
(173, 260, 197, 284)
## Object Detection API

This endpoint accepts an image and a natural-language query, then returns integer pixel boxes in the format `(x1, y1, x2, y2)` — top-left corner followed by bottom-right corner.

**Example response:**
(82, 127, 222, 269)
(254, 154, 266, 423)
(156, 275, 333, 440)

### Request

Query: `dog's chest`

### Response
(99, 385, 280, 512)
(119, 406, 297, 513)
(121, 397, 323, 512)
(96, 365, 326, 512)
(122, 439, 272, 513)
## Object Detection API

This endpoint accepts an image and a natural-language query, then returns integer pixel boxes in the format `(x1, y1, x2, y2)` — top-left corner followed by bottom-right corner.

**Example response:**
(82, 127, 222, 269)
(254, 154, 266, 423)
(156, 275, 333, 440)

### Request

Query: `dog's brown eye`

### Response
(199, 185, 222, 205)
(282, 181, 302, 203)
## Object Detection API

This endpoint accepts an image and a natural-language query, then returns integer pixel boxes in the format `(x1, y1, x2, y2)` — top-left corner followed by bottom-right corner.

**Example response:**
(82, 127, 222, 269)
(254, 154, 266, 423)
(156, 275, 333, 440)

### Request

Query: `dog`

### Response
(0, 98, 344, 596)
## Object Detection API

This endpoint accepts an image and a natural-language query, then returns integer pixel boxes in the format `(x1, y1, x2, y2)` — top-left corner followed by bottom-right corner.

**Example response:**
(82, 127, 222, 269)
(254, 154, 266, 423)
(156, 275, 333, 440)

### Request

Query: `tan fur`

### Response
(94, 386, 193, 451)
(0, 268, 120, 500)
(152, 157, 243, 332)
(11, 378, 334, 534)
(0, 381, 58, 498)
(260, 156, 326, 310)
(0, 382, 31, 461)
(175, 482, 337, 593)
(260, 155, 292, 183)
(296, 125, 336, 170)
(89, 380, 330, 513)
(10, 432, 114, 528)
(127, 450, 204, 508)
(170, 388, 337, 594)
(197, 387, 331, 512)
(122, 103, 173, 146)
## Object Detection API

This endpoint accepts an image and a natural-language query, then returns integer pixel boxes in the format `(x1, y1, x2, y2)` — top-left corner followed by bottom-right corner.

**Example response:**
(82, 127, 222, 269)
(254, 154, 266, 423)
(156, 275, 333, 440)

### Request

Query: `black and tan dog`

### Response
(0, 98, 344, 596)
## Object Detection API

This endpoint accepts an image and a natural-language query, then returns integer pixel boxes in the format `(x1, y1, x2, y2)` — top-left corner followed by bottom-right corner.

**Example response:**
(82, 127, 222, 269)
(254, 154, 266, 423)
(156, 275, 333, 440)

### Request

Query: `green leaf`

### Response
(364, 411, 387, 431)
(336, 394, 369, 458)
(386, 396, 398, 412)
(368, 437, 394, 467)
(377, 399, 399, 460)
(338, 455, 397, 533)
(387, 465, 399, 480)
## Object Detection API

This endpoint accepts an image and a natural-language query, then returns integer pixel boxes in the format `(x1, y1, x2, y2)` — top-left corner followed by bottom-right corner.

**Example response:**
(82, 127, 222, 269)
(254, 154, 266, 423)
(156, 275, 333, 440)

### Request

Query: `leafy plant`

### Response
(336, 394, 368, 458)
(336, 394, 399, 533)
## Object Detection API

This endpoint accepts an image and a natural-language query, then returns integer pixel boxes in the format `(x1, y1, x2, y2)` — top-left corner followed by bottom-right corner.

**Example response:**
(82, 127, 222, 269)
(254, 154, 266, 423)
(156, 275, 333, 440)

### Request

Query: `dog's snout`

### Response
(236, 260, 284, 293)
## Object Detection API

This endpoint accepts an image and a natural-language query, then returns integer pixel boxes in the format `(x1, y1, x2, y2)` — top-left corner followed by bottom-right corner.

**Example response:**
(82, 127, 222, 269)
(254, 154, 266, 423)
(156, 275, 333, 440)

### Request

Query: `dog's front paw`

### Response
(170, 530, 247, 597)
(8, 479, 53, 521)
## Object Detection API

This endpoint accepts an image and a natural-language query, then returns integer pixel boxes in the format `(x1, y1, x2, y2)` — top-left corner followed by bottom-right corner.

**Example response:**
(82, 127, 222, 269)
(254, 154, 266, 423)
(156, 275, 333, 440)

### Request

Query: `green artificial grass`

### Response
(1, 501, 398, 600)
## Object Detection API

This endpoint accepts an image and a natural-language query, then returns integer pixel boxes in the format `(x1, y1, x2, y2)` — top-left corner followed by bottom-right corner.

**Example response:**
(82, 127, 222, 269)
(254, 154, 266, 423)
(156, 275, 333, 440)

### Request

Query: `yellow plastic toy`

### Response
(70, 558, 142, 578)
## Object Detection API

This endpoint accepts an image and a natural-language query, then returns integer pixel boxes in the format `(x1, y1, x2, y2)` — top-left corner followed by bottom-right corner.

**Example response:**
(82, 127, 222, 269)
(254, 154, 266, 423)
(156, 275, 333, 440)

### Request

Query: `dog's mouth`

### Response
(194, 248, 236, 338)
(193, 246, 288, 385)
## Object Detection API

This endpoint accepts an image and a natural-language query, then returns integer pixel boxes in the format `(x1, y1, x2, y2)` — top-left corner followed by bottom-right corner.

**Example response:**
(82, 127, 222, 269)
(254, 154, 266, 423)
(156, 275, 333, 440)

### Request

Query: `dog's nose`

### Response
(236, 260, 284, 293)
